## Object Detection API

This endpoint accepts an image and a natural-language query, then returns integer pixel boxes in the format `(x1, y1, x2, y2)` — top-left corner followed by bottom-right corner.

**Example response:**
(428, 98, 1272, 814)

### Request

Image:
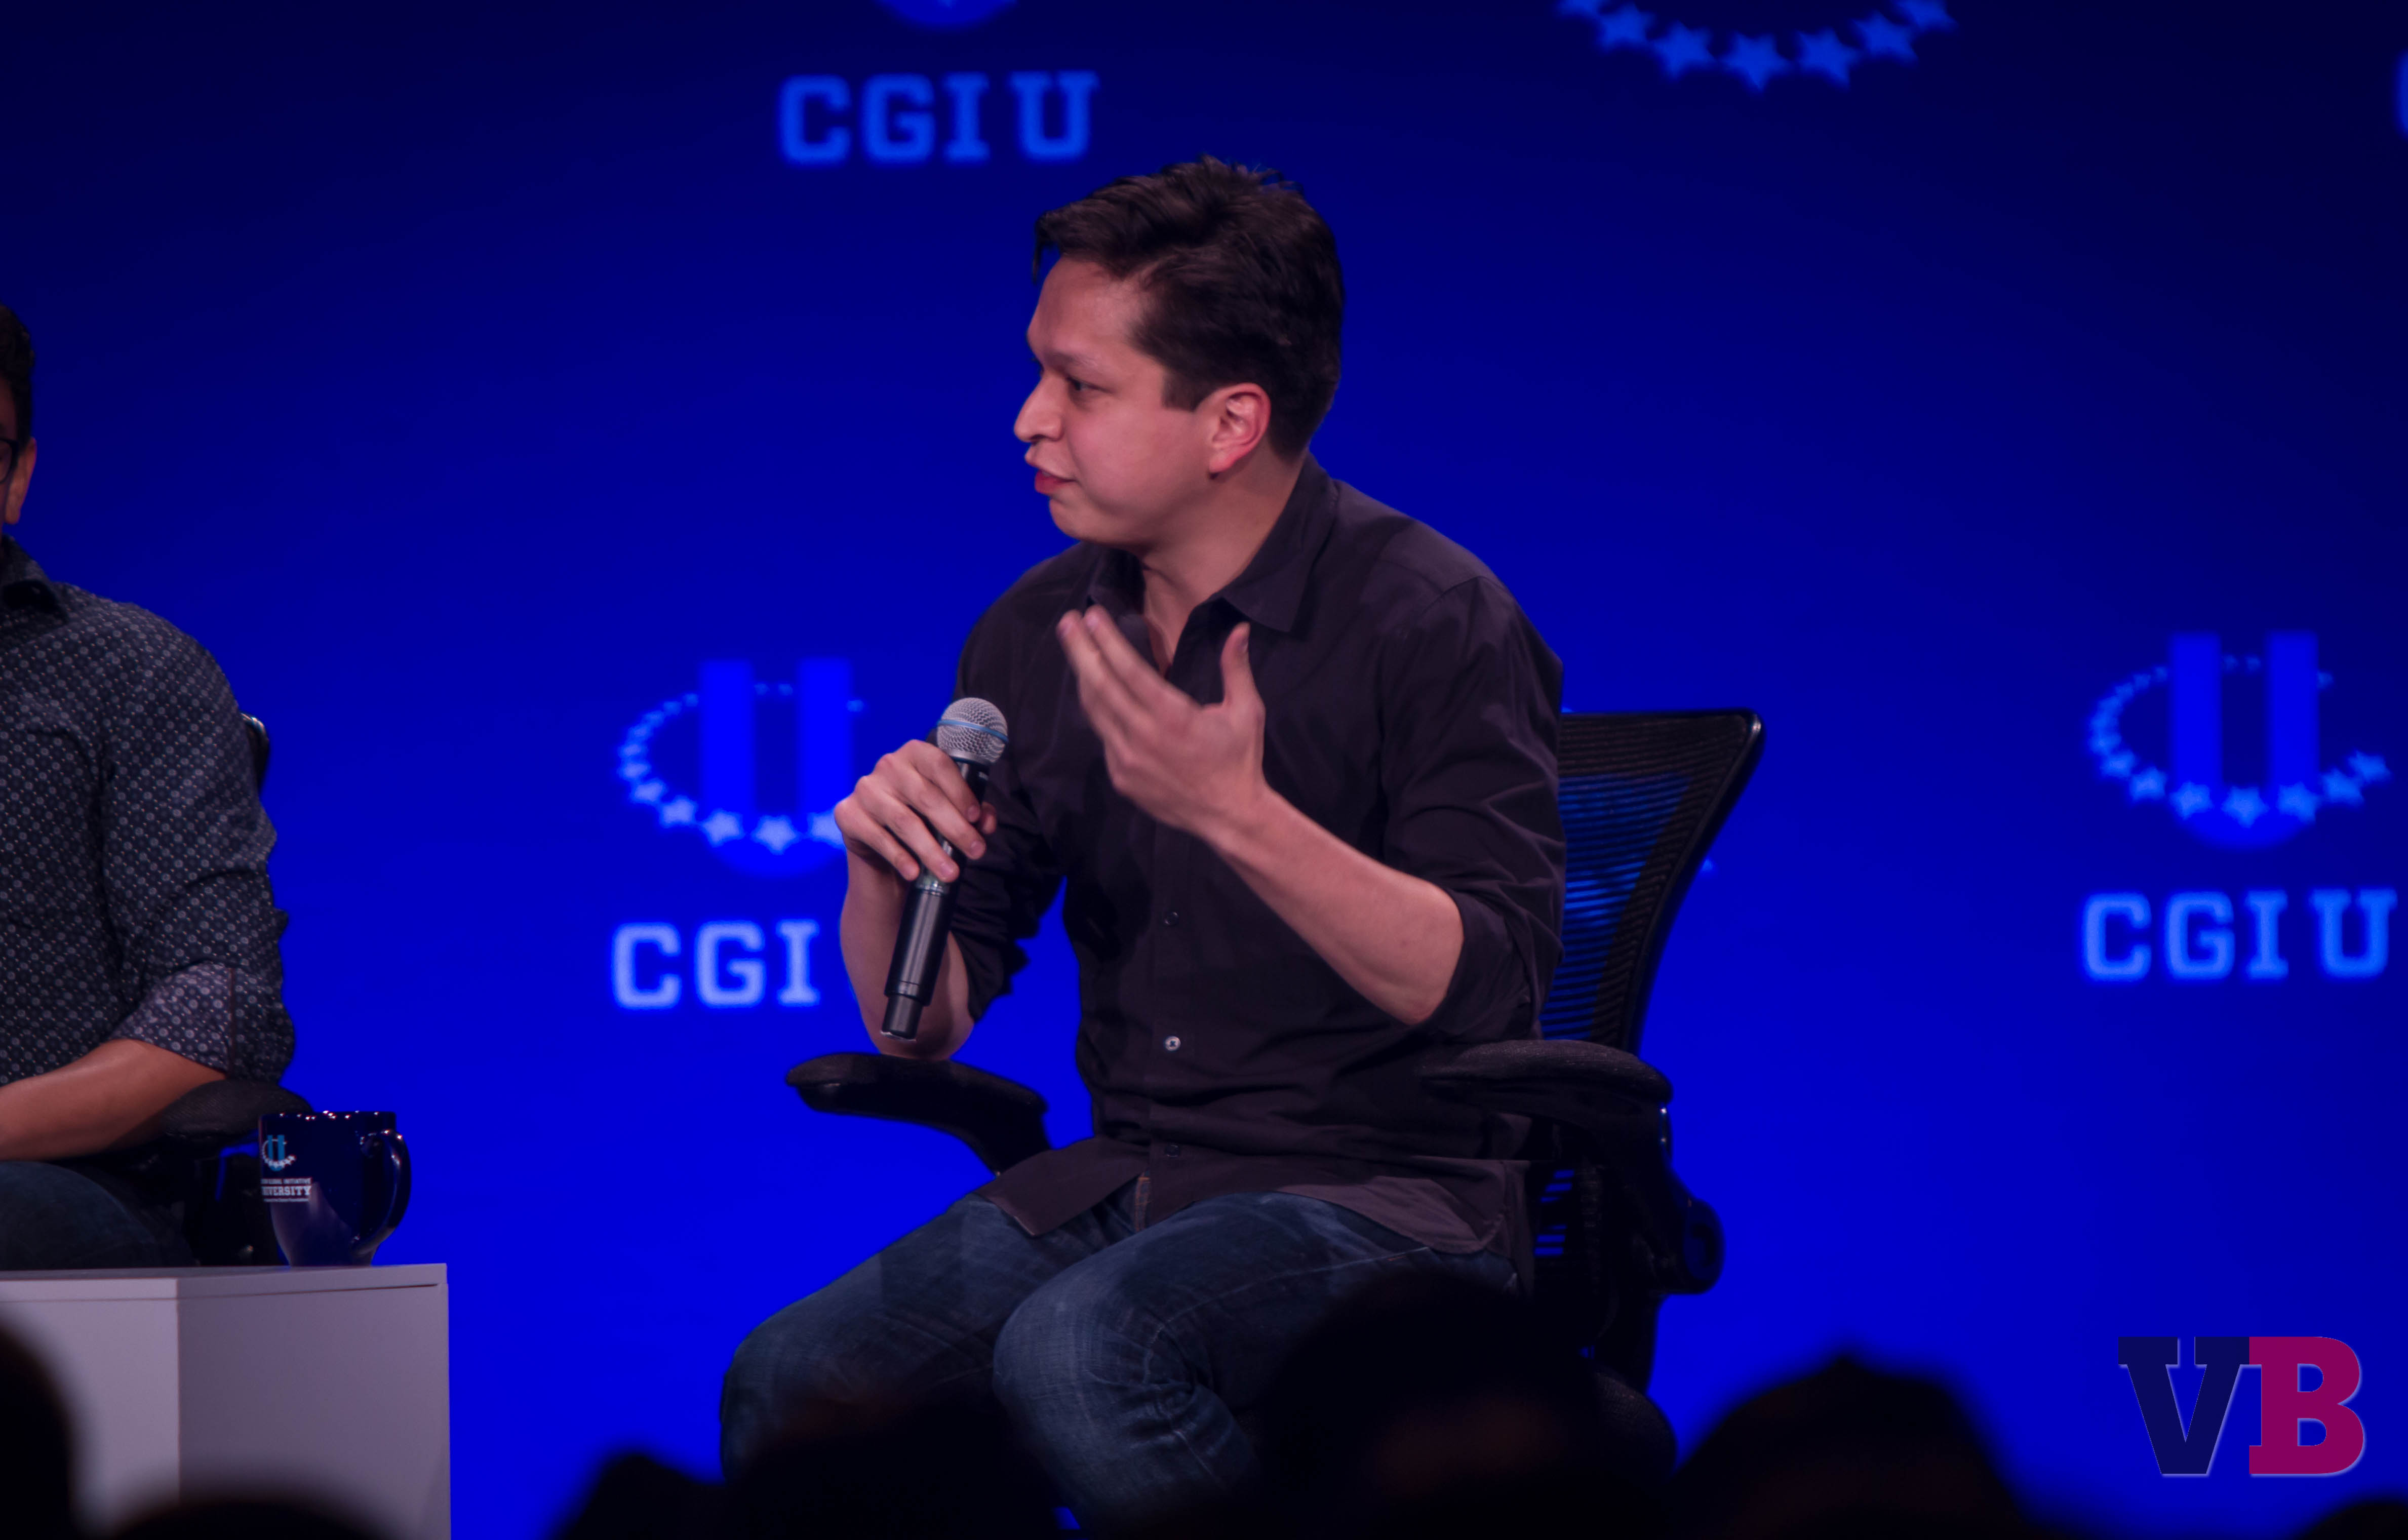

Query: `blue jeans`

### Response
(722, 1184, 1516, 1533)
(0, 1159, 187, 1270)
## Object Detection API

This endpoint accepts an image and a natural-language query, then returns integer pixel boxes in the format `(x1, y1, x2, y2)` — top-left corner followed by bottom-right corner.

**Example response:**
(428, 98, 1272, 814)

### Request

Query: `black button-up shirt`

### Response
(0, 537, 294, 1087)
(953, 460, 1564, 1257)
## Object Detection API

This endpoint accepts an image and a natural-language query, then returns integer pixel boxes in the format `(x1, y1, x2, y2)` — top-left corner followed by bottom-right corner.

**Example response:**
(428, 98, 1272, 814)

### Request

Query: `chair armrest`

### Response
(1421, 1041, 1721, 1292)
(787, 1053, 1051, 1175)
(157, 1081, 314, 1152)
(1418, 1039, 1670, 1137)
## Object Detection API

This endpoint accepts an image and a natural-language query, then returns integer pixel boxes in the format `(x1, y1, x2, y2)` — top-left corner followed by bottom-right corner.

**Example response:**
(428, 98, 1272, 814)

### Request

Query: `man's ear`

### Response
(1201, 384, 1273, 478)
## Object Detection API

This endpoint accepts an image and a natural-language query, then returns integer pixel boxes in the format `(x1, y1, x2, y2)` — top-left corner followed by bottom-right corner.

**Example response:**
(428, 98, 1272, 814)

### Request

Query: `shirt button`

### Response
(1163, 1035, 1181, 1052)
(1162, 911, 1182, 928)
(1163, 1143, 1182, 1156)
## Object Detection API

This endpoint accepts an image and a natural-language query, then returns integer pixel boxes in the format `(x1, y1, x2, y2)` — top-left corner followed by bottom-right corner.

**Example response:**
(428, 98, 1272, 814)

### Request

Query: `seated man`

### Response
(0, 303, 296, 1269)
(721, 162, 1564, 1533)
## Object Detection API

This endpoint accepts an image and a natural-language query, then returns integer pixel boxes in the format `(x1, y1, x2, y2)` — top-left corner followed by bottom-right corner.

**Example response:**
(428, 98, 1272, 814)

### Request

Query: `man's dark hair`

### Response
(1034, 157, 1343, 459)
(0, 304, 31, 439)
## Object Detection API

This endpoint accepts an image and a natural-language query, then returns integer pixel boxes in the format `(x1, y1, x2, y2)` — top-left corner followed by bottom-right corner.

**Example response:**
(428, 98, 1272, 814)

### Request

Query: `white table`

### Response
(0, 1263, 448, 1539)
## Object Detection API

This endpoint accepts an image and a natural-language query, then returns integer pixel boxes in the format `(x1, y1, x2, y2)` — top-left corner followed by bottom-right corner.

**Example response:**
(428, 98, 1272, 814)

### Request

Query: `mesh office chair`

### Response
(787, 709, 1763, 1471)
(1418, 710, 1760, 1390)
(149, 711, 314, 1265)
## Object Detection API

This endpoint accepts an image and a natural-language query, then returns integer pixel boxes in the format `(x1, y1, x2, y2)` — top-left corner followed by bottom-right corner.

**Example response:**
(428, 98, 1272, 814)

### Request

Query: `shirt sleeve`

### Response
(99, 629, 295, 1083)
(944, 603, 1066, 1023)
(1378, 576, 1565, 1044)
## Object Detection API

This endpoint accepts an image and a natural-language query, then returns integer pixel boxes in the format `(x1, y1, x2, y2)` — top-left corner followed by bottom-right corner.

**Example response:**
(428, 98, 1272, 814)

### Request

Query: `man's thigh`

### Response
(0, 1160, 174, 1271)
(999, 1190, 1516, 1416)
(722, 1192, 1119, 1469)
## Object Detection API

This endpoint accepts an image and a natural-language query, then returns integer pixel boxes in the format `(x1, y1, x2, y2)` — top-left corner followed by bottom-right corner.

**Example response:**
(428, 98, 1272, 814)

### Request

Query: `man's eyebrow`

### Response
(1030, 341, 1105, 371)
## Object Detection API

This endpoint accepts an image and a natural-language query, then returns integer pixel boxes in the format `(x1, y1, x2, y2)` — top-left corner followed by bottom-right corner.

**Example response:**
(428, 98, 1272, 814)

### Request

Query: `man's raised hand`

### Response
(1055, 607, 1270, 845)
(832, 739, 998, 885)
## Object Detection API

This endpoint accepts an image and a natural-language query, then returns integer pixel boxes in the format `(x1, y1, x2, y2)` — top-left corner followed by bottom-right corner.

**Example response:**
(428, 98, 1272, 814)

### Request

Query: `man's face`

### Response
(0, 394, 31, 528)
(1014, 259, 1216, 551)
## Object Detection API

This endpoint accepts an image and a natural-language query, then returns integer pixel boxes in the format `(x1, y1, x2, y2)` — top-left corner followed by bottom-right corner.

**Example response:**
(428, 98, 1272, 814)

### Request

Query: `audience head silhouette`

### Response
(0, 1322, 76, 1540)
(1253, 1274, 1667, 1538)
(1667, 1354, 2031, 1540)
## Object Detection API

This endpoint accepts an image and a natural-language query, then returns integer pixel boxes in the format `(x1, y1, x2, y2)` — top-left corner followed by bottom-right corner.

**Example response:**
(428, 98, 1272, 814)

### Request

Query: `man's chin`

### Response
(1043, 492, 1151, 552)
(1047, 497, 1103, 543)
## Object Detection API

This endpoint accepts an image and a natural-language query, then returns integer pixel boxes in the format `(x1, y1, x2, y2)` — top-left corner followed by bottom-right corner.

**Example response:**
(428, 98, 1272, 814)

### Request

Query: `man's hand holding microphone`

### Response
(833, 700, 1008, 1056)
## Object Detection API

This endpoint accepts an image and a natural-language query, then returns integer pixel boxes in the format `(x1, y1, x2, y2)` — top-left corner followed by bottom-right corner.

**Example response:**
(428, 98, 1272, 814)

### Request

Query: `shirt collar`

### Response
(1081, 455, 1337, 637)
(0, 536, 60, 613)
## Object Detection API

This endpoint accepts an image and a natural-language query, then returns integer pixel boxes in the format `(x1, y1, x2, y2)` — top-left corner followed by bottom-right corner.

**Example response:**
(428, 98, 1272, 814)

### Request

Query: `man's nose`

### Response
(1013, 381, 1057, 444)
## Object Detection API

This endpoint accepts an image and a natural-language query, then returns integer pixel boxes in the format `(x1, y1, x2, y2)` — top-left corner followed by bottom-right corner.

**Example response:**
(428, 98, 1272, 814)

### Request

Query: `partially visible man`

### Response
(0, 302, 295, 1268)
(724, 163, 1563, 1534)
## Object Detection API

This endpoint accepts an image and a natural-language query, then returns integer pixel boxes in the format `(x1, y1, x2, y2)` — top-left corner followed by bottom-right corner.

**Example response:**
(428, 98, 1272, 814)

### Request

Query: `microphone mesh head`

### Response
(934, 698, 1009, 766)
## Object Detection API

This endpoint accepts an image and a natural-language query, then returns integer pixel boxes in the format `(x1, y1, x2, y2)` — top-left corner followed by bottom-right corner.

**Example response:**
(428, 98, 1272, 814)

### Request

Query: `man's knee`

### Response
(722, 1291, 862, 1474)
(727, 1291, 867, 1420)
(992, 1260, 1150, 1417)
(724, 1195, 1051, 1472)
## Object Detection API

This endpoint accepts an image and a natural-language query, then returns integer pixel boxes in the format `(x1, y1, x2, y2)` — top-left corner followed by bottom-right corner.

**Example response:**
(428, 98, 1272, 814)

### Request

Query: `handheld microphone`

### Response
(881, 697, 1010, 1040)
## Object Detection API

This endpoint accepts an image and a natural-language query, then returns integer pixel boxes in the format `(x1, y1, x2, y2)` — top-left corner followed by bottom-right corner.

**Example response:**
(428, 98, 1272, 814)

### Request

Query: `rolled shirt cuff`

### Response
(107, 962, 294, 1084)
(1418, 888, 1538, 1043)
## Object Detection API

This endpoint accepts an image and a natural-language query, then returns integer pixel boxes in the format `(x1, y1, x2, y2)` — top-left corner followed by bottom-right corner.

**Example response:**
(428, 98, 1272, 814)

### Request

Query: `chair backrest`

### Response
(240, 712, 270, 794)
(1537, 710, 1764, 1054)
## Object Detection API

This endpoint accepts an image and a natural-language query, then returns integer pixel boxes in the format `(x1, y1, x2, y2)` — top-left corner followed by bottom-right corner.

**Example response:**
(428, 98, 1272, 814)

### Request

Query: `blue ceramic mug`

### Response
(258, 1111, 412, 1266)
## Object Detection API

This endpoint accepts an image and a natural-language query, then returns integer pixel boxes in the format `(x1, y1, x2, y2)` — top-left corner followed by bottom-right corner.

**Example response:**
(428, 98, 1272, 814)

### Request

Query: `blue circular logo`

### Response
(1557, 0, 1956, 91)
(2087, 634, 2390, 851)
(878, 0, 1015, 29)
(619, 675, 850, 878)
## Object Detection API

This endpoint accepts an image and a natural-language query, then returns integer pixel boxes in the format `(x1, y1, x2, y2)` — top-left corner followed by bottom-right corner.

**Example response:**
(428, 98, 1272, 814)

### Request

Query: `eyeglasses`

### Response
(0, 436, 18, 484)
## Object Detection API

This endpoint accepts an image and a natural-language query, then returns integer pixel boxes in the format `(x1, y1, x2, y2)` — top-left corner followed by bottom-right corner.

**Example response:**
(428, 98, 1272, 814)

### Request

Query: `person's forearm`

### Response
(839, 852, 975, 1058)
(0, 1039, 224, 1162)
(1197, 787, 1463, 1026)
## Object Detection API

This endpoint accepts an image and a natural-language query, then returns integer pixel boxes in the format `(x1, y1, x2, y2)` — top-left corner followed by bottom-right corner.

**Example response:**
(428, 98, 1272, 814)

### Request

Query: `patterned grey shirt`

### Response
(0, 536, 293, 1086)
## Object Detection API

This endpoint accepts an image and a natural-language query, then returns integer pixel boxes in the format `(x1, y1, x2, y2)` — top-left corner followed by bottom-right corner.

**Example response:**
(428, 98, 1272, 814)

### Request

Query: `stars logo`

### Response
(1721, 33, 1791, 91)
(1852, 12, 1918, 59)
(1652, 21, 1717, 77)
(752, 815, 802, 854)
(1794, 29, 1862, 85)
(875, 0, 1015, 29)
(1559, 1, 1657, 50)
(2087, 633, 2389, 851)
(1557, 1, 1954, 91)
(618, 659, 862, 877)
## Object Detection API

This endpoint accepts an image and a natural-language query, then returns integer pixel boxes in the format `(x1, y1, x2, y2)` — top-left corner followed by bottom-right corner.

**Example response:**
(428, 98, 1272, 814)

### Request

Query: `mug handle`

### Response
(361, 1130, 413, 1248)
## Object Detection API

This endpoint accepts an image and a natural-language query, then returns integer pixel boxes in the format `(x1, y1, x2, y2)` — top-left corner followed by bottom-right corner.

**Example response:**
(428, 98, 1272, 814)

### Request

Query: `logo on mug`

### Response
(261, 1132, 296, 1172)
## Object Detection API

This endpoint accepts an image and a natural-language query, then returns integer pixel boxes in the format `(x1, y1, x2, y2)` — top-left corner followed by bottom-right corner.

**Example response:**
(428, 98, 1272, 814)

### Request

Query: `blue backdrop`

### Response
(6, 2, 2405, 1533)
